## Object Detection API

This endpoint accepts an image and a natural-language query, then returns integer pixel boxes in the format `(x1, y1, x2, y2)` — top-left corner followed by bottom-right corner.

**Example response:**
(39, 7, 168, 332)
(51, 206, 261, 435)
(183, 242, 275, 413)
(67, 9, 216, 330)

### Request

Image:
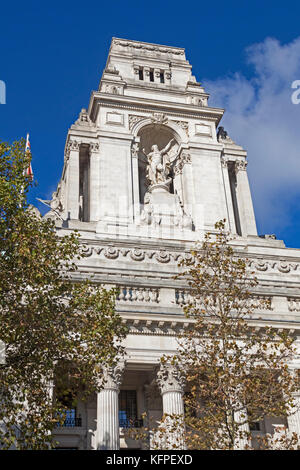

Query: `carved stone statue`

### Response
(142, 139, 178, 186)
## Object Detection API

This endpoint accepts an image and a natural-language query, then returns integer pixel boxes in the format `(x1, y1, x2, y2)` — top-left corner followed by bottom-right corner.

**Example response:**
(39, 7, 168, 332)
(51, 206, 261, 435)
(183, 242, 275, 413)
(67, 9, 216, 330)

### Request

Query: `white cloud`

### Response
(203, 37, 300, 235)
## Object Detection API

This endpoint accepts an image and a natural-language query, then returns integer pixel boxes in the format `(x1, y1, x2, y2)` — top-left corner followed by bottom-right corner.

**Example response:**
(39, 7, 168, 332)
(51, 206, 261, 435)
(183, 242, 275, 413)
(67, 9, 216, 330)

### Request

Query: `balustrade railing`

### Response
(117, 286, 159, 303)
(56, 417, 82, 428)
(119, 417, 143, 428)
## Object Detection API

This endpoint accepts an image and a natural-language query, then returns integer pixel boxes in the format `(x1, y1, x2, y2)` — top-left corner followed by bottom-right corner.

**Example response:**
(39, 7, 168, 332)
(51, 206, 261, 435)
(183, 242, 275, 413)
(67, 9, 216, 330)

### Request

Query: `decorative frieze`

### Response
(128, 114, 145, 130)
(172, 120, 189, 137)
(248, 259, 299, 273)
(112, 39, 185, 56)
(79, 244, 300, 275)
(150, 112, 168, 125)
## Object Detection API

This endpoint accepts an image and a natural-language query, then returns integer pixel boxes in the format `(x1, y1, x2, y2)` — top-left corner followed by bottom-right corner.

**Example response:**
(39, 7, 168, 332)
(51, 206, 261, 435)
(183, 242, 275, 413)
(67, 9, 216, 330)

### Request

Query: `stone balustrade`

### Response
(174, 290, 299, 314)
(288, 298, 300, 312)
(117, 286, 160, 303)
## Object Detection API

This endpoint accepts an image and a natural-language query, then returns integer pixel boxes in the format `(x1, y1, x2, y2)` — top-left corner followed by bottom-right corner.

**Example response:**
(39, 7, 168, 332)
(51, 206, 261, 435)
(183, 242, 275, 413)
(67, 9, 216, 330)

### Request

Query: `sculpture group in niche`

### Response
(142, 138, 178, 186)
(138, 136, 193, 230)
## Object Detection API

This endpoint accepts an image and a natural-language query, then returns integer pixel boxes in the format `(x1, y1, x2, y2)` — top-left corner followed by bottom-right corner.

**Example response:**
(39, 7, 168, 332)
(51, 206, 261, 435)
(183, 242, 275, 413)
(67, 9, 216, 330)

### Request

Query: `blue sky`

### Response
(1, 0, 300, 247)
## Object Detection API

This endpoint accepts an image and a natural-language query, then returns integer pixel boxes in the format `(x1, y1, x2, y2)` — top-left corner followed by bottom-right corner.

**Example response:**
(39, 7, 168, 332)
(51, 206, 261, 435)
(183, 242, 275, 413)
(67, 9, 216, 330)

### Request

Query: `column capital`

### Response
(131, 142, 139, 158)
(221, 156, 229, 168)
(65, 139, 80, 161)
(90, 141, 100, 153)
(68, 139, 80, 151)
(157, 363, 185, 395)
(235, 159, 247, 172)
(100, 361, 125, 391)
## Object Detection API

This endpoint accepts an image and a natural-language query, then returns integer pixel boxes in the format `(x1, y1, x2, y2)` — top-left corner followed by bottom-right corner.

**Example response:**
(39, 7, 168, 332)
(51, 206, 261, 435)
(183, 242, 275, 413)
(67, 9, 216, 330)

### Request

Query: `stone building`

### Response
(47, 38, 300, 449)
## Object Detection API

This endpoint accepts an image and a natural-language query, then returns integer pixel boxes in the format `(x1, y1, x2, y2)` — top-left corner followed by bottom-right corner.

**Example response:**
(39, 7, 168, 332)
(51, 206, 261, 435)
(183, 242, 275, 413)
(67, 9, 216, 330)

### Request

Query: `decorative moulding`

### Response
(195, 123, 212, 136)
(106, 112, 124, 126)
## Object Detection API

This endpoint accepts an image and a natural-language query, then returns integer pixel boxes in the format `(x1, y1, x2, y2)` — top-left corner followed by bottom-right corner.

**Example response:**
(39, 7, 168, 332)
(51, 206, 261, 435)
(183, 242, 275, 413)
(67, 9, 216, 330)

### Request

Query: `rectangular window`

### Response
(79, 145, 90, 222)
(160, 72, 164, 83)
(119, 390, 141, 427)
(249, 421, 261, 431)
(149, 69, 154, 82)
(139, 67, 143, 80)
(56, 392, 82, 427)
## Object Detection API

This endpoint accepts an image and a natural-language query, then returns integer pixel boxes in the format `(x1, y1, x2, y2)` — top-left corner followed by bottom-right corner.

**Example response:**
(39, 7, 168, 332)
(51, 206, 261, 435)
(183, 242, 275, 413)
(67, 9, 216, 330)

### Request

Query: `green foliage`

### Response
(166, 220, 299, 449)
(0, 139, 127, 449)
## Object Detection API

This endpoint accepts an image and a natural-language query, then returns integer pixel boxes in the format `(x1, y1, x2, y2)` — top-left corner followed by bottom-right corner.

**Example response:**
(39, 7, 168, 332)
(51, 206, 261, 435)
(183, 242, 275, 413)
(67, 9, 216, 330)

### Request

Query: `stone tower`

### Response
(49, 38, 300, 450)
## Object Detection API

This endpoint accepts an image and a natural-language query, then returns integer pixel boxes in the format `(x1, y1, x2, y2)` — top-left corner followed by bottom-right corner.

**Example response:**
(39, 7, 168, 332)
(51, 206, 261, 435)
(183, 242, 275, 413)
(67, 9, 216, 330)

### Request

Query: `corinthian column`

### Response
(221, 157, 236, 234)
(95, 362, 125, 450)
(156, 363, 185, 449)
(235, 160, 257, 236)
(89, 141, 100, 221)
(287, 390, 300, 435)
(66, 139, 80, 220)
(233, 407, 251, 450)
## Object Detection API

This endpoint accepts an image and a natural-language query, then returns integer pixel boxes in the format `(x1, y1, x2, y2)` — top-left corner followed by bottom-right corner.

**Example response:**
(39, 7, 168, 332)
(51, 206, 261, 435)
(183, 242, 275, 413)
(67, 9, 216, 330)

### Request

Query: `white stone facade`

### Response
(48, 38, 300, 449)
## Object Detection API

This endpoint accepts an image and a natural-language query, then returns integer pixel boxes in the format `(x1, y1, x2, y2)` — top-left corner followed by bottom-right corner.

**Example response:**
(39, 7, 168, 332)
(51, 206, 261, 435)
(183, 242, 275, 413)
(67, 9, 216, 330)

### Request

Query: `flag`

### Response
(25, 133, 33, 180)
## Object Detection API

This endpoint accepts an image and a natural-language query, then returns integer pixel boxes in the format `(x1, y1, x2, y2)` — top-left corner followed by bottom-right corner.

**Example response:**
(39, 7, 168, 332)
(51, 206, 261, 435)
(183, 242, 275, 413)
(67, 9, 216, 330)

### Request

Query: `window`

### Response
(138, 67, 143, 80)
(249, 421, 261, 431)
(119, 390, 142, 427)
(79, 145, 90, 222)
(149, 69, 154, 82)
(160, 72, 164, 83)
(56, 392, 82, 427)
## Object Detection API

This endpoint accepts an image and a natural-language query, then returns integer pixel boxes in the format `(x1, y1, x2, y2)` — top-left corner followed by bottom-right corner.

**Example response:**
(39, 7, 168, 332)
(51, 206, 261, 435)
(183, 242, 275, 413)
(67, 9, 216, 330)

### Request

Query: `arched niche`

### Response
(137, 123, 181, 204)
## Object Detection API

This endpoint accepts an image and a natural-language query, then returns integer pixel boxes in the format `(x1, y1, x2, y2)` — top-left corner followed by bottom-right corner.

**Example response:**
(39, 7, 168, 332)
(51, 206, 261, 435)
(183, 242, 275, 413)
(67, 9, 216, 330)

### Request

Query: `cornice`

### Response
(88, 92, 224, 124)
(111, 37, 186, 57)
(121, 316, 300, 336)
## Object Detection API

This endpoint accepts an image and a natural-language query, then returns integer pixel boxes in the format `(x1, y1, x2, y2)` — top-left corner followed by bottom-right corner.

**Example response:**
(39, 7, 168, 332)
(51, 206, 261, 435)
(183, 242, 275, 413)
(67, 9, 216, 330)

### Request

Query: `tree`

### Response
(0, 138, 127, 449)
(160, 221, 300, 450)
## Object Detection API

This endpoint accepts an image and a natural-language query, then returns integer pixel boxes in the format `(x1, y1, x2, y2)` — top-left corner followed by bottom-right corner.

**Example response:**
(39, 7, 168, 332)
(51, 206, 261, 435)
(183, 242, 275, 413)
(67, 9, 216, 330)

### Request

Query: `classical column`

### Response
(235, 160, 257, 236)
(287, 378, 300, 435)
(233, 407, 251, 450)
(66, 139, 80, 220)
(156, 363, 185, 449)
(221, 157, 236, 234)
(89, 141, 100, 221)
(131, 140, 141, 223)
(95, 362, 125, 450)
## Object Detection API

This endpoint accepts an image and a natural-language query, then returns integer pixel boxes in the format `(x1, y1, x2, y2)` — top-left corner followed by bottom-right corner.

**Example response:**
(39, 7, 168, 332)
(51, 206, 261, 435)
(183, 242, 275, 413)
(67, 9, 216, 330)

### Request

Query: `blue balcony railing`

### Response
(61, 417, 82, 427)
(119, 417, 143, 428)
(55, 409, 82, 428)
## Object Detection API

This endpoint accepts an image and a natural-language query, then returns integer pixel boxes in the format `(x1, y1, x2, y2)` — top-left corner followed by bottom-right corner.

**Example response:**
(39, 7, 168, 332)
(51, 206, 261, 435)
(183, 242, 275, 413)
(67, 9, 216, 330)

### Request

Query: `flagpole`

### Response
(20, 133, 33, 206)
